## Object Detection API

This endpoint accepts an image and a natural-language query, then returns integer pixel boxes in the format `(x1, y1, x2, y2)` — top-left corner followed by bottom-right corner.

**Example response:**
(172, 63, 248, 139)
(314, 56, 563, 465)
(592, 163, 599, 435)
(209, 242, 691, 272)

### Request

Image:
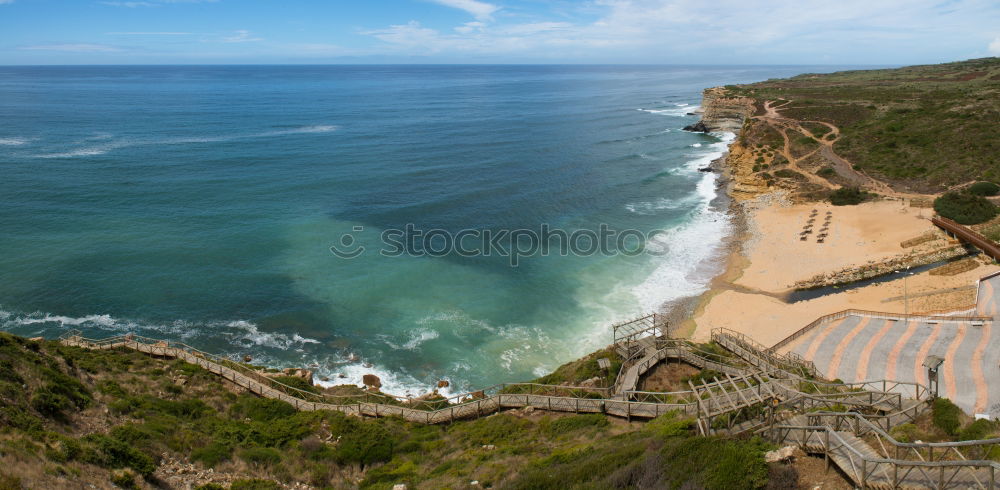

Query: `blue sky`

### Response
(1, 0, 999, 65)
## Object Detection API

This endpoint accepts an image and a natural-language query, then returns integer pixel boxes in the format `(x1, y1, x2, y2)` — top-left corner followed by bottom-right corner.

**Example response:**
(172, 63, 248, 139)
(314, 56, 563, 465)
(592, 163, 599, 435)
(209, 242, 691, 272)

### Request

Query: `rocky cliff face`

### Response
(686, 87, 755, 133)
(687, 87, 769, 200)
(723, 139, 772, 200)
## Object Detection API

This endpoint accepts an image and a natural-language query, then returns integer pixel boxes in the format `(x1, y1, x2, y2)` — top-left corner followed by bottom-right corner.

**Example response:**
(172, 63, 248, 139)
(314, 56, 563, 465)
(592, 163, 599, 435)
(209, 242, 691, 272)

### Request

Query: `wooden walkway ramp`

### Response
(61, 327, 922, 429)
(766, 413, 1000, 489)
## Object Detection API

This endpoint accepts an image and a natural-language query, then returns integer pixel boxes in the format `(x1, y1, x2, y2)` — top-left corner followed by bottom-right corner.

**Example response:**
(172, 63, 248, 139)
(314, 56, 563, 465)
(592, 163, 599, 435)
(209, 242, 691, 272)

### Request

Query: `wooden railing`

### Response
(765, 412, 1000, 489)
(61, 328, 926, 428)
(770, 309, 993, 353)
(934, 216, 1000, 263)
(712, 327, 818, 377)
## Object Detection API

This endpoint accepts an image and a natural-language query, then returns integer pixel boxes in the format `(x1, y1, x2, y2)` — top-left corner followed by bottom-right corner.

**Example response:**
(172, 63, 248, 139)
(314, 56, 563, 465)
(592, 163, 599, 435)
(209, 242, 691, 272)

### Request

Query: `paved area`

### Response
(976, 272, 1000, 316)
(784, 314, 999, 417)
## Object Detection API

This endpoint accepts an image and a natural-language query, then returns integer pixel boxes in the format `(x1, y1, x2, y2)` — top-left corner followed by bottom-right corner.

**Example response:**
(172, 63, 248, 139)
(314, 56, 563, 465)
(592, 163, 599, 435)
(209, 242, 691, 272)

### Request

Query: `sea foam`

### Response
(632, 132, 735, 311)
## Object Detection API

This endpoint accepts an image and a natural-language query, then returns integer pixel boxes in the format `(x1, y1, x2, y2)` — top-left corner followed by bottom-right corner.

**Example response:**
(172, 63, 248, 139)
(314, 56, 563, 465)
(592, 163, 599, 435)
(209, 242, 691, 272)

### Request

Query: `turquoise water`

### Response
(0, 65, 842, 395)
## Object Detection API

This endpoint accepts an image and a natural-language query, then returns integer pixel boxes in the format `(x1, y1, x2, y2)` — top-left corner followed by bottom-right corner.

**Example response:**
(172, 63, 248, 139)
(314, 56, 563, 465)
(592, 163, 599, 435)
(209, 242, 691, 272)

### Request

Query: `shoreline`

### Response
(657, 142, 745, 337)
(666, 89, 1000, 347)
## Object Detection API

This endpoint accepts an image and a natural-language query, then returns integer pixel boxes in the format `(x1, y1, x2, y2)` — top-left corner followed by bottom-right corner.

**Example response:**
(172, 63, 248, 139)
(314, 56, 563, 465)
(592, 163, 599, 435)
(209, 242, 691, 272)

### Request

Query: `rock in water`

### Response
(362, 374, 382, 389)
(682, 121, 710, 133)
(437, 380, 450, 388)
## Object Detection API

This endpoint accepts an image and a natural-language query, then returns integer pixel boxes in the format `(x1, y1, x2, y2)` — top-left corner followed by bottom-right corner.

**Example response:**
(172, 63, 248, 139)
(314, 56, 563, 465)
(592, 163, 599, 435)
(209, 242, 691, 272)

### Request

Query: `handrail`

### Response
(800, 412, 1000, 453)
(770, 308, 993, 353)
(712, 327, 817, 376)
(60, 326, 929, 430)
(767, 423, 1000, 488)
(934, 216, 1000, 263)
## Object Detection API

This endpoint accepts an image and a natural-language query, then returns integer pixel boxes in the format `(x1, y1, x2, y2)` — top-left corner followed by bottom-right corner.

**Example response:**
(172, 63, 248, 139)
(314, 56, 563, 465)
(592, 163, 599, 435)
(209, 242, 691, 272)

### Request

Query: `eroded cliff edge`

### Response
(687, 87, 770, 200)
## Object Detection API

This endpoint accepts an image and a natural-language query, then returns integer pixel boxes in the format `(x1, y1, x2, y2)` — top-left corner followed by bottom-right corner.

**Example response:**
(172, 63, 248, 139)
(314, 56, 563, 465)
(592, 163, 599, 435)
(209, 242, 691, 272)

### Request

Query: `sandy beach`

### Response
(681, 194, 1000, 346)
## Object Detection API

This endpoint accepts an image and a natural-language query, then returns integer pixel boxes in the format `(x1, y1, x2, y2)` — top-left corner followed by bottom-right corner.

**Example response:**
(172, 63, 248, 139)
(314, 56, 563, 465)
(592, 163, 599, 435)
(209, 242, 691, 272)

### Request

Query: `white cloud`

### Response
(20, 44, 122, 52)
(990, 36, 1000, 54)
(106, 31, 191, 35)
(428, 0, 499, 21)
(0, 0, 15, 4)
(101, 0, 216, 6)
(221, 30, 262, 43)
(454, 21, 485, 34)
(362, 0, 1000, 62)
(100, 1, 156, 6)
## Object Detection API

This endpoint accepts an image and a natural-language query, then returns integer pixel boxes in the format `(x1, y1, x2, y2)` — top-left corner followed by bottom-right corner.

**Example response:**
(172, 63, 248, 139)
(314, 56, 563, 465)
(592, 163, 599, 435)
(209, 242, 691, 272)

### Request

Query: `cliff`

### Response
(685, 87, 771, 200)
(685, 87, 755, 133)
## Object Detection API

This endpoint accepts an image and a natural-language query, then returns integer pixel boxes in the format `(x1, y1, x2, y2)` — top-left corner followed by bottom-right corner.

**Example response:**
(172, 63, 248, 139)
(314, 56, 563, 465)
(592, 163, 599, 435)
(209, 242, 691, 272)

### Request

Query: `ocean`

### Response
(0, 64, 843, 395)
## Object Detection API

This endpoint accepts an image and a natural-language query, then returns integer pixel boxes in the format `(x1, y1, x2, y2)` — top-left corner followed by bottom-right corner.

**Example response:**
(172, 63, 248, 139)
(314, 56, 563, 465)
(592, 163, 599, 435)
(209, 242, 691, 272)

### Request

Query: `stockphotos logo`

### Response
(330, 224, 669, 266)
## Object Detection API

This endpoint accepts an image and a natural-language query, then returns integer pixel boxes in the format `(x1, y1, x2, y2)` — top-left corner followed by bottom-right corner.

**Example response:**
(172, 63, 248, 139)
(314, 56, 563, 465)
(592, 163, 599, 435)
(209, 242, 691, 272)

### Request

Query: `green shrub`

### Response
(336, 422, 394, 466)
(959, 418, 996, 441)
(830, 187, 870, 206)
(0, 473, 22, 490)
(968, 182, 1000, 196)
(230, 396, 296, 422)
(544, 414, 610, 435)
(934, 192, 998, 224)
(932, 398, 962, 436)
(818, 167, 837, 178)
(191, 442, 232, 467)
(45, 435, 83, 463)
(454, 413, 531, 446)
(97, 380, 127, 398)
(230, 479, 280, 490)
(889, 423, 922, 443)
(194, 484, 225, 490)
(238, 446, 282, 466)
(110, 469, 137, 489)
(31, 390, 73, 419)
(360, 460, 418, 487)
(30, 373, 91, 420)
(646, 412, 694, 438)
(660, 436, 770, 489)
(272, 376, 318, 394)
(82, 434, 156, 477)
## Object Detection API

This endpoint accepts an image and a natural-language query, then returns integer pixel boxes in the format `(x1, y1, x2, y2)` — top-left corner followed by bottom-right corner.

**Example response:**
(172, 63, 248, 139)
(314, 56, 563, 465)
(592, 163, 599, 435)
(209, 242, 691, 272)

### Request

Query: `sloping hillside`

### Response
(0, 332, 786, 489)
(727, 57, 1000, 193)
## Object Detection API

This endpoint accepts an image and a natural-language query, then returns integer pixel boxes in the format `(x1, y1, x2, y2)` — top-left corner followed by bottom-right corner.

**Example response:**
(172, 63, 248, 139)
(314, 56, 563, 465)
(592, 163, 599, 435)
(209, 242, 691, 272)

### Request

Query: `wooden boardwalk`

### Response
(766, 413, 1000, 489)
(62, 324, 1000, 487)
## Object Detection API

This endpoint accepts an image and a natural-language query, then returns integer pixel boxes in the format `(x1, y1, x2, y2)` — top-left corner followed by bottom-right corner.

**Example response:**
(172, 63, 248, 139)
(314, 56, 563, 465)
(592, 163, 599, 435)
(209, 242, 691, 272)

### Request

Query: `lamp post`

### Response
(896, 266, 913, 315)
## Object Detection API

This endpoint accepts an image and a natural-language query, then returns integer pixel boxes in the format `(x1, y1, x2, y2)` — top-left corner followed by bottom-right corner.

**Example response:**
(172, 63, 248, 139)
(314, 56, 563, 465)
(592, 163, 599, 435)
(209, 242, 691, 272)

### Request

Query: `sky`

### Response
(1, 0, 999, 65)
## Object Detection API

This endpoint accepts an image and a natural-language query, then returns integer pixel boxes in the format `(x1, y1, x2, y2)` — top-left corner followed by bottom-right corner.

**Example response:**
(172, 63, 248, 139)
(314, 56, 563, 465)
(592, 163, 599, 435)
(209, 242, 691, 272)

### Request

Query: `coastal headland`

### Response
(676, 58, 1000, 416)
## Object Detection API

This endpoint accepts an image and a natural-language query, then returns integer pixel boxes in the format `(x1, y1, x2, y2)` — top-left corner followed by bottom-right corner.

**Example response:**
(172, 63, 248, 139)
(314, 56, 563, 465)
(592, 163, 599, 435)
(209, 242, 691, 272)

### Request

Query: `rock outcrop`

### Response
(686, 86, 768, 200)
(694, 87, 755, 133)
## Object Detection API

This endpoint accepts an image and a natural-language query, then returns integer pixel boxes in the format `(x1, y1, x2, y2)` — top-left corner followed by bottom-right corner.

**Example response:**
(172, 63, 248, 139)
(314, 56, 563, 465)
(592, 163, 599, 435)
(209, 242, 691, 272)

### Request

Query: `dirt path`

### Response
(757, 101, 912, 199)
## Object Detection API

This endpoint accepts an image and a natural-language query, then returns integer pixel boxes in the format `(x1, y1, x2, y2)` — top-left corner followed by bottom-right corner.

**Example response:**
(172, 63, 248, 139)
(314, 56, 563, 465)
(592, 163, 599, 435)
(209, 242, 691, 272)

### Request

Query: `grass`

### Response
(725, 57, 1000, 191)
(0, 331, 786, 488)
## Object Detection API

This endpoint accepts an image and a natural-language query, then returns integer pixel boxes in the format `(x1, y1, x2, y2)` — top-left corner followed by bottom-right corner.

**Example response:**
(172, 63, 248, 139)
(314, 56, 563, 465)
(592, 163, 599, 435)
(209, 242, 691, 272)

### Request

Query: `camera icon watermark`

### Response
(331, 224, 670, 266)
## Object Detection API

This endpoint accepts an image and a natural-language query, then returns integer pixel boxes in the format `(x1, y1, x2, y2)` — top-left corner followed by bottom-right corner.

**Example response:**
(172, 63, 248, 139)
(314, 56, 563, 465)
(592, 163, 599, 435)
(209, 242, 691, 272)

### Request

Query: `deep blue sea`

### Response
(0, 65, 842, 394)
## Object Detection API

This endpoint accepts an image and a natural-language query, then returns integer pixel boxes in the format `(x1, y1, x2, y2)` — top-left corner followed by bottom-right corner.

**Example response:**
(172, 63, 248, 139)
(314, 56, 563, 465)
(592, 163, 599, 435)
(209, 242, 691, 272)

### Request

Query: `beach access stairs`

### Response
(61, 318, 1000, 488)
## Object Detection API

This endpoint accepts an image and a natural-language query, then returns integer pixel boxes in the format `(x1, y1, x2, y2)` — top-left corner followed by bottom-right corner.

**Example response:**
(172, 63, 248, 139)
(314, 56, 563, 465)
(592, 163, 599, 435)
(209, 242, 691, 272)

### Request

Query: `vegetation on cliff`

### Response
(725, 57, 1000, 192)
(934, 190, 998, 224)
(0, 332, 791, 489)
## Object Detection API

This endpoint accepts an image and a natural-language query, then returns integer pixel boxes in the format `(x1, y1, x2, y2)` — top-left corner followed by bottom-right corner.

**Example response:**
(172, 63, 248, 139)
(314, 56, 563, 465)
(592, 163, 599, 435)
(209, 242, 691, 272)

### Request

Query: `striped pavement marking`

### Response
(802, 317, 848, 361)
(942, 323, 970, 405)
(977, 280, 994, 316)
(810, 316, 862, 378)
(886, 320, 920, 381)
(826, 317, 871, 381)
(855, 319, 896, 382)
(972, 322, 994, 414)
